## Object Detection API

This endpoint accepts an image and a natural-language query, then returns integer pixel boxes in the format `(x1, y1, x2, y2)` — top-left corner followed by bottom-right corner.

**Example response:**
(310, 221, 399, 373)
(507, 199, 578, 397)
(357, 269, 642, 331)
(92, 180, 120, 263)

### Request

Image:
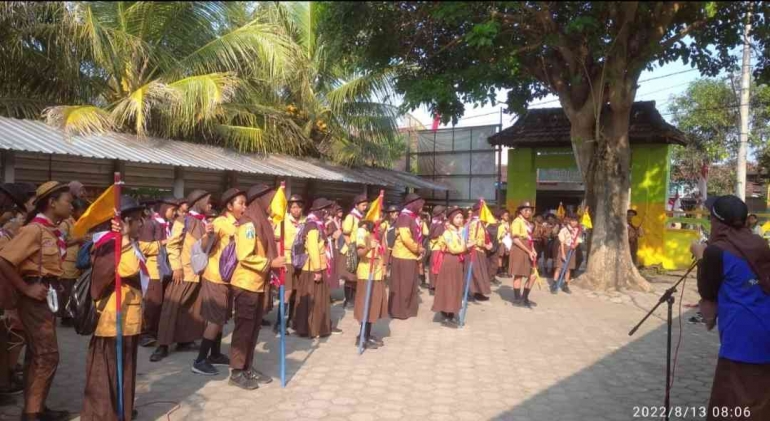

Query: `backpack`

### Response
(75, 240, 93, 270)
(219, 237, 237, 282)
(386, 226, 397, 249)
(291, 223, 309, 270)
(191, 238, 209, 275)
(486, 223, 500, 254)
(157, 246, 173, 279)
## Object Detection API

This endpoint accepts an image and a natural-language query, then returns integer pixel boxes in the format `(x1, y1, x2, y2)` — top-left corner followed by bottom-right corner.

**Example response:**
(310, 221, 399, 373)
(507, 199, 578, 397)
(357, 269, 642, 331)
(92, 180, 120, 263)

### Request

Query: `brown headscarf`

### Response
(710, 217, 770, 294)
(242, 188, 278, 261)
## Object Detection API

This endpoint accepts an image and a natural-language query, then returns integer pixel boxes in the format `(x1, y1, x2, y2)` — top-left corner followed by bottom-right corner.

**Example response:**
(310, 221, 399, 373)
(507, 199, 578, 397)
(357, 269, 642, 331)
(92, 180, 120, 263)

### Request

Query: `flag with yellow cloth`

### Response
(72, 184, 116, 238)
(270, 183, 288, 223)
(478, 199, 497, 224)
(581, 206, 593, 230)
(365, 191, 384, 223)
(557, 202, 566, 220)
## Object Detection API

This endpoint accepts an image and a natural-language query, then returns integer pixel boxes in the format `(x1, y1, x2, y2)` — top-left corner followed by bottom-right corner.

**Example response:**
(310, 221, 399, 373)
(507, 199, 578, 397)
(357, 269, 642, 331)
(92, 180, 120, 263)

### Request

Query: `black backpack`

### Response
(66, 268, 104, 336)
(291, 223, 309, 270)
(386, 226, 397, 249)
(486, 223, 500, 254)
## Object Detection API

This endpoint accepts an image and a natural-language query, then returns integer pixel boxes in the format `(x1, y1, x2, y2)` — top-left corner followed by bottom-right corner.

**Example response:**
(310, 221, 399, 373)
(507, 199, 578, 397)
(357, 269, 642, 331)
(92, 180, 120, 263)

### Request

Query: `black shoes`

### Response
(561, 285, 572, 294)
(355, 336, 380, 350)
(474, 294, 490, 302)
(229, 370, 259, 390)
(139, 335, 157, 348)
(191, 359, 218, 376)
(150, 346, 168, 362)
(207, 353, 230, 367)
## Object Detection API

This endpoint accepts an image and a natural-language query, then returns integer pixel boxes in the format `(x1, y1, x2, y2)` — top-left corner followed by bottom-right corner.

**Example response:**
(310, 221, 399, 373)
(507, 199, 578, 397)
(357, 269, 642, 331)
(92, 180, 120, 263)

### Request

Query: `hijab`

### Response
(710, 216, 770, 294)
(242, 189, 278, 260)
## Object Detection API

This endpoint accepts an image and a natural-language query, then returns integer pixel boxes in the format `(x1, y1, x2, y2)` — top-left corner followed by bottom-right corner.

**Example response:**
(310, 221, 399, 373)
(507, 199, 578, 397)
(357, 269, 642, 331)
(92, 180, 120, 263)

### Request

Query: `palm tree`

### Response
(0, 1, 405, 166)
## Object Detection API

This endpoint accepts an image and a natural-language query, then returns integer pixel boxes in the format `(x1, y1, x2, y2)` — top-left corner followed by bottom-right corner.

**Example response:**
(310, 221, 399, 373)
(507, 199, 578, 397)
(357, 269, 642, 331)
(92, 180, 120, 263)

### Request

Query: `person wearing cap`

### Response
(138, 197, 180, 348)
(467, 202, 493, 301)
(81, 196, 161, 421)
(354, 220, 387, 349)
(0, 181, 73, 420)
(431, 207, 467, 325)
(427, 206, 447, 295)
(272, 194, 306, 334)
(151, 190, 211, 363)
(495, 208, 512, 278)
(54, 197, 89, 328)
(627, 209, 644, 267)
(340, 195, 368, 309)
(293, 198, 340, 338)
(389, 193, 426, 320)
(190, 188, 246, 376)
(552, 213, 582, 294)
(227, 184, 285, 389)
(509, 202, 537, 308)
(690, 195, 770, 420)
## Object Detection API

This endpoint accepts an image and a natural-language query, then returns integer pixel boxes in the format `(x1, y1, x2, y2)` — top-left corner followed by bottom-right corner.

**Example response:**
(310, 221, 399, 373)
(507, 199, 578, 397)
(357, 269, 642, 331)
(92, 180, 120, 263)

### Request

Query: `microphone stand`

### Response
(628, 260, 698, 421)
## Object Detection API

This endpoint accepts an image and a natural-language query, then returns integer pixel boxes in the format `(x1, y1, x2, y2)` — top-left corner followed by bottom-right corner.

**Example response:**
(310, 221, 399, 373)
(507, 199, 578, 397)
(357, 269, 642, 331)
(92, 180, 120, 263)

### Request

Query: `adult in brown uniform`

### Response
(273, 194, 305, 334)
(388, 193, 425, 320)
(81, 196, 160, 421)
(193, 188, 246, 376)
(431, 207, 467, 325)
(229, 184, 285, 389)
(54, 198, 89, 327)
(341, 195, 368, 309)
(150, 190, 211, 362)
(509, 202, 537, 308)
(139, 197, 179, 348)
(627, 209, 644, 267)
(0, 181, 73, 421)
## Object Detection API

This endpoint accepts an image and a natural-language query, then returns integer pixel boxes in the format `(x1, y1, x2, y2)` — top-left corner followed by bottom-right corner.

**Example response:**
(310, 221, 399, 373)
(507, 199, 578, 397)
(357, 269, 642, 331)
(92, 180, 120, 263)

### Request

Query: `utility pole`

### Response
(736, 7, 752, 201)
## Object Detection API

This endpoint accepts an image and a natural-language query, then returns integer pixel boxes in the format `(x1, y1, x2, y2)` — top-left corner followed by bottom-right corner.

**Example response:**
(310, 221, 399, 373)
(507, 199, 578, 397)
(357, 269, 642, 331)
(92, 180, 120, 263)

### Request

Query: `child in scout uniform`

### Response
(467, 202, 493, 301)
(55, 198, 89, 327)
(495, 208, 512, 278)
(81, 196, 161, 421)
(382, 204, 400, 279)
(431, 207, 467, 325)
(509, 202, 537, 309)
(0, 181, 73, 421)
(229, 184, 285, 390)
(388, 193, 426, 320)
(627, 209, 643, 267)
(554, 213, 582, 294)
(428, 206, 446, 294)
(341, 195, 368, 309)
(273, 194, 305, 334)
(354, 220, 388, 349)
(151, 190, 211, 363)
(193, 188, 246, 376)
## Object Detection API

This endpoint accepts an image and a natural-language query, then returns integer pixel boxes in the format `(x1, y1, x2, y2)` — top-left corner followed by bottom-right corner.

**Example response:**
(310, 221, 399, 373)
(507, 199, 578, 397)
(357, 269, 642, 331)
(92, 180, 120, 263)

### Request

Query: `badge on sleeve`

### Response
(245, 223, 256, 240)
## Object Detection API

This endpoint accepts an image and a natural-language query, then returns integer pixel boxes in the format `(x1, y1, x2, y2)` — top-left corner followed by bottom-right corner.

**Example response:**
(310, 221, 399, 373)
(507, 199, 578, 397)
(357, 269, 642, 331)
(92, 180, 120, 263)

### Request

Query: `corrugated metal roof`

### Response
(0, 116, 447, 191)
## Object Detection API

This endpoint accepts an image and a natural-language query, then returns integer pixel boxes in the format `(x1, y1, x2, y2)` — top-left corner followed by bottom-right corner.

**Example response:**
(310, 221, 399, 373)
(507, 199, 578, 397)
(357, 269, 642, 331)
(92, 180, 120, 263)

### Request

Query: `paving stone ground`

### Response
(1, 271, 720, 421)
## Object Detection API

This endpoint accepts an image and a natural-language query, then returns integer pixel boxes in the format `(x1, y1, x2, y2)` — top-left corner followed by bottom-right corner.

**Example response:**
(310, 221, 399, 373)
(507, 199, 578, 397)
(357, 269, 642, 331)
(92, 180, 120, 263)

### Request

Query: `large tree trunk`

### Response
(572, 104, 651, 292)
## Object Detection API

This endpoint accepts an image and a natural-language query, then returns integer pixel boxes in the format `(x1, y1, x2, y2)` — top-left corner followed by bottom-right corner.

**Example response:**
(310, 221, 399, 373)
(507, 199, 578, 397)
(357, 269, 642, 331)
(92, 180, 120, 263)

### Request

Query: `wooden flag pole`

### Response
(113, 172, 125, 420)
(358, 190, 384, 355)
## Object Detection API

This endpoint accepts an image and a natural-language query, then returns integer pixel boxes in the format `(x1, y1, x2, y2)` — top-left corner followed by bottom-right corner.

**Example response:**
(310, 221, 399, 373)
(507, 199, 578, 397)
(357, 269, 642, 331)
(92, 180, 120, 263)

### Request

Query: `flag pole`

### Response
(459, 201, 480, 328)
(554, 226, 582, 292)
(358, 190, 383, 355)
(278, 181, 286, 388)
(113, 172, 125, 420)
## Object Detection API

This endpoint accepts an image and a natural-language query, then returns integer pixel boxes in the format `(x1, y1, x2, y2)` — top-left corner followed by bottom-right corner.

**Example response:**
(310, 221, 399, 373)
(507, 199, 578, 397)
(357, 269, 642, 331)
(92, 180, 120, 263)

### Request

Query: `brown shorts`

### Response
(200, 279, 231, 326)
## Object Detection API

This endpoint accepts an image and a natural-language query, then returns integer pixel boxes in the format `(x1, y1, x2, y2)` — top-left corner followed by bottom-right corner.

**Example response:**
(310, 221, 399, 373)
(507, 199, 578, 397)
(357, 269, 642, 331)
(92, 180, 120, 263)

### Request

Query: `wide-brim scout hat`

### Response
(120, 195, 146, 215)
(246, 184, 274, 204)
(288, 194, 304, 204)
(352, 194, 368, 206)
(157, 196, 181, 207)
(185, 189, 210, 208)
(386, 204, 400, 213)
(33, 181, 70, 207)
(432, 205, 446, 217)
(627, 209, 639, 217)
(0, 183, 31, 211)
(310, 198, 333, 211)
(403, 193, 422, 206)
(516, 201, 535, 212)
(220, 188, 246, 208)
(446, 206, 464, 220)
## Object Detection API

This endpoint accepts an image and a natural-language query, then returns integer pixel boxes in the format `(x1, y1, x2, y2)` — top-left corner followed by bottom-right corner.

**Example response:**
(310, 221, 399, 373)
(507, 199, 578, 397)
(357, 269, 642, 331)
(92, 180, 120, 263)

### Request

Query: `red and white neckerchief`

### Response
(431, 217, 443, 225)
(188, 210, 208, 227)
(307, 214, 332, 275)
(130, 240, 151, 294)
(400, 209, 423, 243)
(564, 225, 580, 248)
(31, 214, 67, 260)
(93, 230, 118, 249)
(152, 213, 171, 239)
(349, 208, 364, 220)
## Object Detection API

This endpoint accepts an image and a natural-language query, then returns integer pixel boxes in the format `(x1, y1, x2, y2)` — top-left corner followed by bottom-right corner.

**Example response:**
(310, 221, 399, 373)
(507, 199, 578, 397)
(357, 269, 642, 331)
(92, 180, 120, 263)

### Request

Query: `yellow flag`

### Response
(557, 202, 566, 220)
(478, 199, 497, 224)
(761, 220, 770, 234)
(581, 206, 593, 229)
(270, 184, 288, 223)
(72, 185, 116, 238)
(365, 191, 384, 222)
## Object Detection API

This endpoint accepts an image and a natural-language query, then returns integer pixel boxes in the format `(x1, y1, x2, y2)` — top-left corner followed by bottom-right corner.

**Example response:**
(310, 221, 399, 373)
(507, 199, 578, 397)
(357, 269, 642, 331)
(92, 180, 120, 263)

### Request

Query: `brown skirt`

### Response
(292, 270, 332, 338)
(354, 279, 388, 323)
(553, 241, 577, 270)
(142, 278, 169, 338)
(200, 279, 231, 326)
(388, 258, 419, 320)
(334, 245, 356, 283)
(432, 254, 464, 314)
(487, 247, 502, 279)
(284, 264, 296, 291)
(509, 246, 533, 278)
(468, 249, 491, 295)
(157, 281, 205, 346)
(708, 358, 770, 420)
(81, 335, 138, 421)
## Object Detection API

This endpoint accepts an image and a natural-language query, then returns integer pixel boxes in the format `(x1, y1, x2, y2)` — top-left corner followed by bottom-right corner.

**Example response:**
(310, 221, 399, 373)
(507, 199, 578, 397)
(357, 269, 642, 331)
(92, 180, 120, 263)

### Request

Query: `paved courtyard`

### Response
(1, 271, 720, 421)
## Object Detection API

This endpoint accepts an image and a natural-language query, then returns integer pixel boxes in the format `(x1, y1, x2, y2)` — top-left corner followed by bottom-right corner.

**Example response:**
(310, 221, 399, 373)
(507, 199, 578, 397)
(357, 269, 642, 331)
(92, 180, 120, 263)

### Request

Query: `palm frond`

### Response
(166, 72, 238, 135)
(325, 70, 397, 116)
(110, 80, 176, 136)
(43, 105, 114, 136)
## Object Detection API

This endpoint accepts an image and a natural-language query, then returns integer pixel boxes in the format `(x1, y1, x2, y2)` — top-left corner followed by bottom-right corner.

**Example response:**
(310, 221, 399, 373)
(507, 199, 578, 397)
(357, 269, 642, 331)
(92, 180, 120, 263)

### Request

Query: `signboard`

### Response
(536, 168, 583, 184)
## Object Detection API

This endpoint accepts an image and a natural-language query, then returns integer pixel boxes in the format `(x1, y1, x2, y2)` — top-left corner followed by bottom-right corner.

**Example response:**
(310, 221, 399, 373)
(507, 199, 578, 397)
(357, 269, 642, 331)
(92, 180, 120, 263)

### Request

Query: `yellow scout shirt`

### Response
(202, 213, 238, 284)
(166, 219, 185, 272)
(355, 227, 384, 281)
(95, 240, 160, 337)
(510, 216, 531, 240)
(303, 225, 327, 272)
(0, 221, 64, 277)
(392, 223, 421, 260)
(232, 220, 270, 293)
(167, 216, 206, 283)
(341, 212, 361, 255)
(274, 214, 305, 264)
(59, 217, 82, 280)
(439, 226, 467, 255)
(468, 219, 487, 251)
(497, 222, 510, 242)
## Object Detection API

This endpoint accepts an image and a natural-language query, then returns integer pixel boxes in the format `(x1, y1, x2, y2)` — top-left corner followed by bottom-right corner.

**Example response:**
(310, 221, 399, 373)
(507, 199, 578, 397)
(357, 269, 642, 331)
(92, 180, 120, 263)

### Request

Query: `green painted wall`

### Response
(506, 148, 536, 211)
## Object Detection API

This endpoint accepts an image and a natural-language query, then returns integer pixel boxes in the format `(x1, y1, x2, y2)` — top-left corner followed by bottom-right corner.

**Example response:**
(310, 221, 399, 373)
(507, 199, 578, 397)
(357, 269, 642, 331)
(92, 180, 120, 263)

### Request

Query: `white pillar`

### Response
(173, 167, 185, 198)
(2, 151, 15, 183)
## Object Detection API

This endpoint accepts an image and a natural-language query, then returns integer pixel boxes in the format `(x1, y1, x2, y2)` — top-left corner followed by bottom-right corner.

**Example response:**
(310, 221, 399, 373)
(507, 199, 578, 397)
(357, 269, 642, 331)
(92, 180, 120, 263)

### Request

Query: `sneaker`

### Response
(369, 335, 385, 347)
(229, 371, 259, 390)
(331, 328, 343, 335)
(354, 336, 379, 350)
(561, 285, 572, 294)
(150, 346, 168, 362)
(247, 368, 273, 384)
(688, 312, 705, 324)
(0, 378, 23, 396)
(139, 335, 157, 348)
(191, 359, 218, 376)
(207, 353, 230, 367)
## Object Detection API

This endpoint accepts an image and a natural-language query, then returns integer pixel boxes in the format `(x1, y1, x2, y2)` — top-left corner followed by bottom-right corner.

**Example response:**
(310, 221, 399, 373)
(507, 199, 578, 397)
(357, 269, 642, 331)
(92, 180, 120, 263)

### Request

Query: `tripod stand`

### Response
(628, 260, 698, 421)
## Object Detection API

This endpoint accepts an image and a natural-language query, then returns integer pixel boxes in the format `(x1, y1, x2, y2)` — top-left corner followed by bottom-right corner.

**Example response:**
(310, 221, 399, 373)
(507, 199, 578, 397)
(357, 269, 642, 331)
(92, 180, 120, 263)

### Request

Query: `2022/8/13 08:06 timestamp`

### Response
(633, 406, 752, 419)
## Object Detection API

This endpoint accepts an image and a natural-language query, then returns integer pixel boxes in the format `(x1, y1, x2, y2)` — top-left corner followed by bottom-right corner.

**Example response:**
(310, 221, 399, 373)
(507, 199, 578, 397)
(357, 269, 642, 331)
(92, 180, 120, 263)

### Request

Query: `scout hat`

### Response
(386, 204, 400, 213)
(352, 194, 368, 206)
(0, 183, 31, 211)
(627, 209, 638, 217)
(185, 189, 210, 208)
(403, 193, 422, 206)
(432, 205, 446, 217)
(246, 184, 274, 204)
(446, 206, 464, 219)
(220, 188, 246, 208)
(33, 181, 70, 206)
(516, 201, 535, 212)
(310, 198, 333, 211)
(157, 196, 181, 207)
(288, 194, 304, 204)
(120, 195, 146, 215)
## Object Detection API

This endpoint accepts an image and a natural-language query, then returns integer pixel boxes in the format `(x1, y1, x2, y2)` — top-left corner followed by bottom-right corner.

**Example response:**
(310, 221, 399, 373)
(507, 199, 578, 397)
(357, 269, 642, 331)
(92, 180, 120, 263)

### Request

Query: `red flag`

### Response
(431, 114, 441, 132)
